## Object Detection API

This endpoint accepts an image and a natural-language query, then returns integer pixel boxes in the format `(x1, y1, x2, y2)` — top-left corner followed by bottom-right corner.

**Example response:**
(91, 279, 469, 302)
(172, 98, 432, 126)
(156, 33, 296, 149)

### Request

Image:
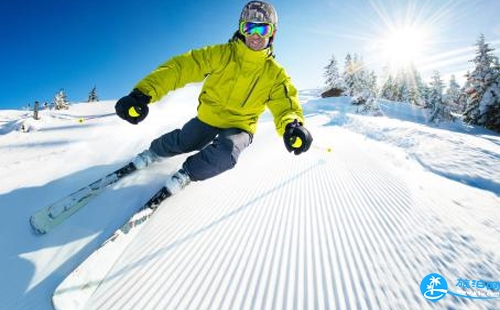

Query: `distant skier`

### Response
(115, 0, 313, 195)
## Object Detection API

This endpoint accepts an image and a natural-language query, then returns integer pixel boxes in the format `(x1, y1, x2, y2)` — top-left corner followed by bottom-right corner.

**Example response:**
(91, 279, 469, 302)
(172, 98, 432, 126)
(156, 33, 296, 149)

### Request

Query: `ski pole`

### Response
(77, 113, 115, 123)
(311, 144, 333, 153)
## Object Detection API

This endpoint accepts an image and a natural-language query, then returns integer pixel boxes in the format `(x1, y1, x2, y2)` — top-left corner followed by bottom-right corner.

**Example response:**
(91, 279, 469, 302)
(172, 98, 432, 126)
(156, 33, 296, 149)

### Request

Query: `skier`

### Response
(115, 0, 313, 195)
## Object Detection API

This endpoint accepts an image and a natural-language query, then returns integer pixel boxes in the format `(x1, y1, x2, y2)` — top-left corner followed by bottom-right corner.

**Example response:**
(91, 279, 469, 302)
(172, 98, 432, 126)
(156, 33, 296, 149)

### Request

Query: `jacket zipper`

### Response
(241, 76, 260, 107)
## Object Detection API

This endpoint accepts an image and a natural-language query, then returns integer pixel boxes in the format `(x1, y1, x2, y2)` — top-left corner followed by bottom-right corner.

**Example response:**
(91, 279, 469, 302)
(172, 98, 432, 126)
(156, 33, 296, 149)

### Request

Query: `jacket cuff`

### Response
(130, 88, 152, 105)
(277, 115, 305, 136)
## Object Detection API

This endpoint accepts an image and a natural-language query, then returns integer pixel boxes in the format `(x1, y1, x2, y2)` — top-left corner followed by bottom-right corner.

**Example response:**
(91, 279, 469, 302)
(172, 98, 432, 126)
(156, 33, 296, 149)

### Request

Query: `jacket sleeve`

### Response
(134, 44, 228, 103)
(266, 69, 305, 136)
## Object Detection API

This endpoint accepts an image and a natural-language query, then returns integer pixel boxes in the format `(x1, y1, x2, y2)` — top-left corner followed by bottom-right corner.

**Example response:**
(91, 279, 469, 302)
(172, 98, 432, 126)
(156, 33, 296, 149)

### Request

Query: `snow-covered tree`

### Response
(343, 53, 355, 96)
(324, 55, 344, 91)
(88, 86, 99, 102)
(419, 83, 431, 108)
(480, 73, 500, 131)
(463, 34, 500, 131)
(54, 89, 69, 110)
(343, 53, 375, 99)
(410, 71, 429, 107)
(399, 82, 411, 103)
(350, 54, 368, 96)
(445, 75, 462, 113)
(457, 71, 471, 112)
(380, 75, 396, 100)
(350, 54, 364, 96)
(366, 70, 378, 97)
(380, 65, 425, 105)
(427, 70, 451, 123)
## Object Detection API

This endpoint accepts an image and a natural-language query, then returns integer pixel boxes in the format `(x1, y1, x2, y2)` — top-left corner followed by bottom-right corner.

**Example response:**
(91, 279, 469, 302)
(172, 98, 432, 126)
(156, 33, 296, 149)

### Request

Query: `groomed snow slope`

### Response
(1, 84, 500, 310)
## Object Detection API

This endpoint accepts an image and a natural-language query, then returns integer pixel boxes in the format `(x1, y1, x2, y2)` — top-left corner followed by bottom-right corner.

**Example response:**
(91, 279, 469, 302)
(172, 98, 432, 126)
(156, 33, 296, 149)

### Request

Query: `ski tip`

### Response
(29, 216, 48, 234)
(52, 293, 82, 310)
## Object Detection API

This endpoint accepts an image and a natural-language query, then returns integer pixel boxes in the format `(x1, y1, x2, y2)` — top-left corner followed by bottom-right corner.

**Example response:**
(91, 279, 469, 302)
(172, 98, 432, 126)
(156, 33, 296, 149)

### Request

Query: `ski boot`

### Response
(165, 169, 191, 195)
(132, 149, 160, 170)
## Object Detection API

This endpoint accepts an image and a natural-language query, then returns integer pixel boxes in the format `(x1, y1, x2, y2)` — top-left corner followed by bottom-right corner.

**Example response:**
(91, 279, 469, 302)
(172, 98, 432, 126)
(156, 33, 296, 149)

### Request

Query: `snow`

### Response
(1, 83, 500, 309)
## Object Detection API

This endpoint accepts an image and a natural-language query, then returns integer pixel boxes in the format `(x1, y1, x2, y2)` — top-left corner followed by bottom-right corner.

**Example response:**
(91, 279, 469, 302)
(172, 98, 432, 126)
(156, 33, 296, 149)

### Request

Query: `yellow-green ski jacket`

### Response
(135, 38, 305, 136)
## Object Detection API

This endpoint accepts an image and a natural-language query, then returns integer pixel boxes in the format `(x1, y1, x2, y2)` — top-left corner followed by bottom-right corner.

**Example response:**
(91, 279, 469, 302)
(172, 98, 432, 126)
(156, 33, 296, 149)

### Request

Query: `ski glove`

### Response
(115, 89, 151, 124)
(283, 119, 313, 155)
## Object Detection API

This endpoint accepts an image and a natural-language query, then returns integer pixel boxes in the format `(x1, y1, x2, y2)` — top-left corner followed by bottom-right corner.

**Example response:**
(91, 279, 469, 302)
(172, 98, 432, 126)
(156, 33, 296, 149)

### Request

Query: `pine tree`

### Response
(481, 73, 500, 131)
(463, 34, 500, 130)
(427, 70, 450, 123)
(445, 75, 462, 113)
(380, 65, 425, 105)
(88, 86, 99, 102)
(400, 83, 411, 103)
(367, 70, 378, 97)
(351, 54, 367, 97)
(380, 75, 397, 100)
(54, 89, 69, 110)
(410, 66, 427, 106)
(419, 83, 431, 108)
(324, 55, 344, 91)
(343, 53, 355, 96)
(342, 53, 374, 99)
(457, 71, 472, 112)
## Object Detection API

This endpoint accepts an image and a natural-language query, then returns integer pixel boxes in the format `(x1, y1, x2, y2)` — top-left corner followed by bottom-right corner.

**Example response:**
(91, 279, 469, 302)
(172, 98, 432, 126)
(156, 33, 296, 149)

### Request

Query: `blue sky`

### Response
(1, 0, 499, 109)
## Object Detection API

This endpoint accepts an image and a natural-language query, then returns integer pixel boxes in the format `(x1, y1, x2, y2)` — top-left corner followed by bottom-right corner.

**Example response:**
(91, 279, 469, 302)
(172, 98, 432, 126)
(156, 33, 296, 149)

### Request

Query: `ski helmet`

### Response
(239, 1, 278, 28)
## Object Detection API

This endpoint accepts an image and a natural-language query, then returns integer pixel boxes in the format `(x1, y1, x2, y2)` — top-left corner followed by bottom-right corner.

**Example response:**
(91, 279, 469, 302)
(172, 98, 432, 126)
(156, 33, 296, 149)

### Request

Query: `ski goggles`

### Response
(239, 22, 275, 38)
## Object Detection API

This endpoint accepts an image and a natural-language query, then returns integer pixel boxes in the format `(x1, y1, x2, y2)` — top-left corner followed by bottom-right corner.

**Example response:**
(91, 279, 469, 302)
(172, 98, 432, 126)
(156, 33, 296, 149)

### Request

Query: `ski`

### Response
(30, 162, 137, 234)
(52, 186, 171, 310)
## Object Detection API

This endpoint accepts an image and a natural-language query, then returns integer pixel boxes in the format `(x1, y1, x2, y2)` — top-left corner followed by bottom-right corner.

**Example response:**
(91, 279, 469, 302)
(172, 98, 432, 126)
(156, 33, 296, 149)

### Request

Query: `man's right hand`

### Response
(115, 89, 151, 124)
(283, 119, 313, 155)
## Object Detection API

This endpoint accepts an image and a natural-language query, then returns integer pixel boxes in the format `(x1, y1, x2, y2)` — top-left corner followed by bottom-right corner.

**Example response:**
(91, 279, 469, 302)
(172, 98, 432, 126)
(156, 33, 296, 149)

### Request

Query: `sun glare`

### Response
(380, 26, 428, 70)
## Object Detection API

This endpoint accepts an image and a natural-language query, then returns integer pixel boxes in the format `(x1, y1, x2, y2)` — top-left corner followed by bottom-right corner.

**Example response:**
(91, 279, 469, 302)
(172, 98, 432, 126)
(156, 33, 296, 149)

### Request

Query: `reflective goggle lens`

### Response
(240, 22, 274, 38)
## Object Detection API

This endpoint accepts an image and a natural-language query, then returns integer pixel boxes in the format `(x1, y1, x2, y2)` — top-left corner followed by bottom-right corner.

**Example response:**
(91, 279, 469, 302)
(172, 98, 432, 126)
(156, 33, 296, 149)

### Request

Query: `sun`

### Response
(380, 26, 429, 70)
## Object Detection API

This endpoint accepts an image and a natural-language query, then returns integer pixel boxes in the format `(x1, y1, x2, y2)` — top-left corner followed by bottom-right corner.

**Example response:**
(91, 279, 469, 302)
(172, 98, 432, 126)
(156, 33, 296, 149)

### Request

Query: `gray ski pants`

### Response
(149, 117, 253, 181)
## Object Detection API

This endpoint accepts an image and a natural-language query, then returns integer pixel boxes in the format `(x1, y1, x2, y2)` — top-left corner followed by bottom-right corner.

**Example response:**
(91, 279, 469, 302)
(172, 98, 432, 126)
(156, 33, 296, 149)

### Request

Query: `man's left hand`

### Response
(283, 120, 313, 155)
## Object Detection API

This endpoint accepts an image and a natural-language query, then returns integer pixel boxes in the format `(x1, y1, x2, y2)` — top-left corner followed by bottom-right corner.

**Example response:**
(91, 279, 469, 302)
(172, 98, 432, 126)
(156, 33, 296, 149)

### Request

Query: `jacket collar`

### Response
(234, 39, 271, 63)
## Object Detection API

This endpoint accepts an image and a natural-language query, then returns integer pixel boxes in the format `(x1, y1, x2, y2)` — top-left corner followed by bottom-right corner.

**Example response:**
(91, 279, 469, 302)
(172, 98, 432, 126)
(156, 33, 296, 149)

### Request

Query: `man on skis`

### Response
(115, 1, 313, 195)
